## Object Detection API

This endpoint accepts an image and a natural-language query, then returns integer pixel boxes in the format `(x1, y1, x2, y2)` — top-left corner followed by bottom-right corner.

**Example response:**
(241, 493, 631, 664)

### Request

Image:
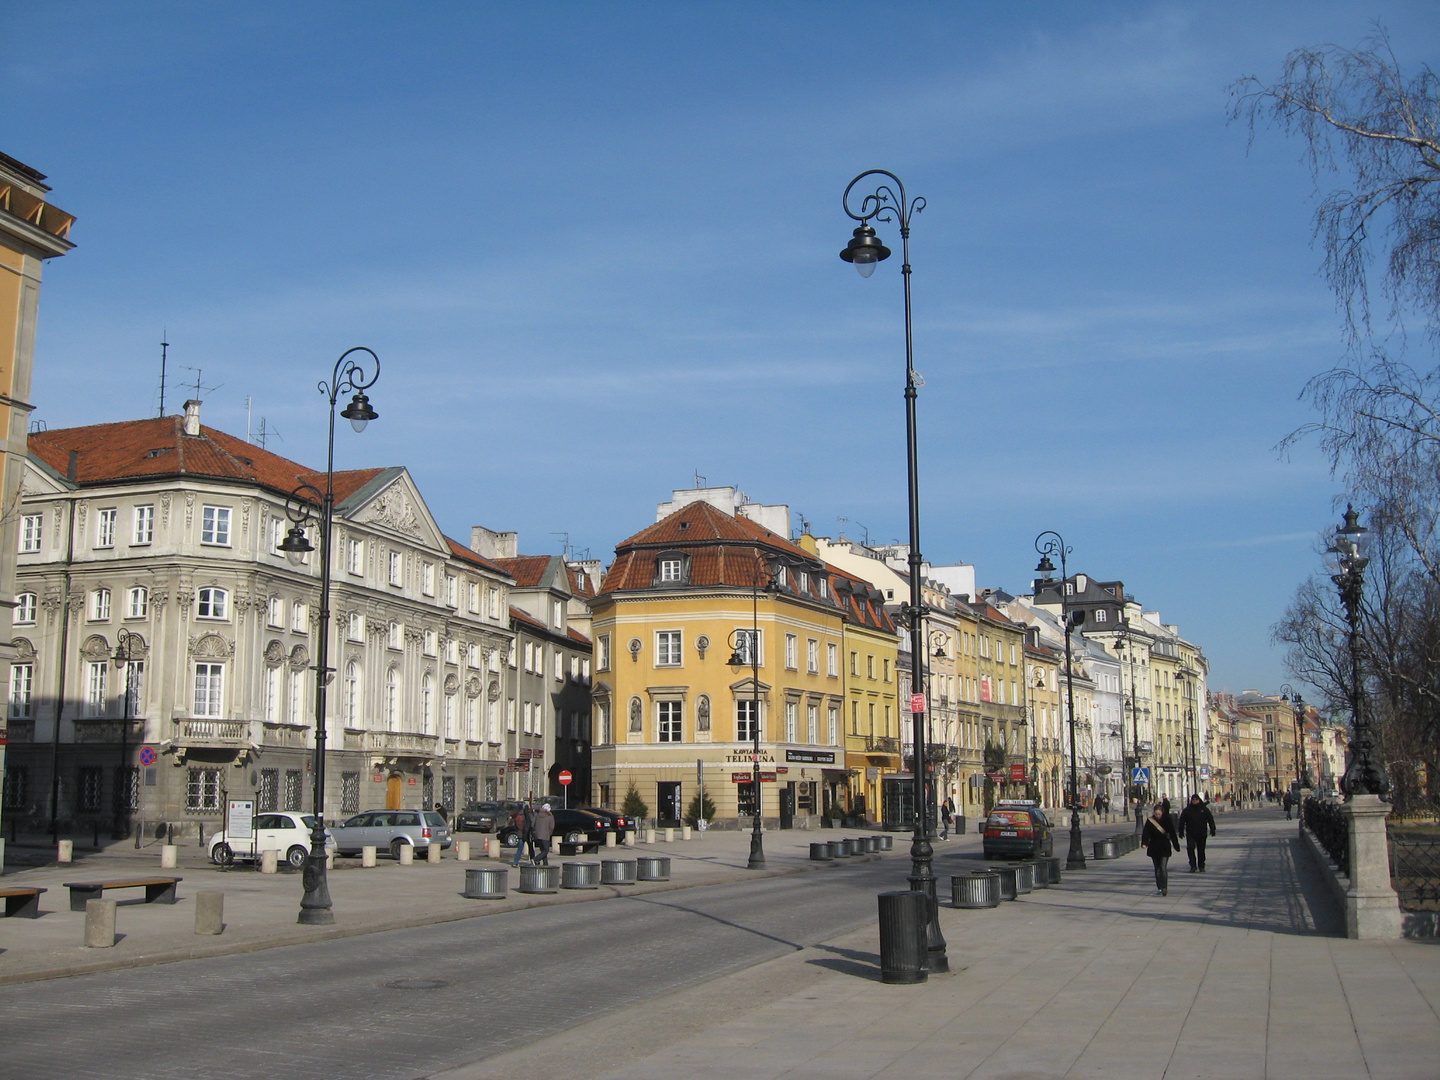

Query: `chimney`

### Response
(183, 399, 202, 437)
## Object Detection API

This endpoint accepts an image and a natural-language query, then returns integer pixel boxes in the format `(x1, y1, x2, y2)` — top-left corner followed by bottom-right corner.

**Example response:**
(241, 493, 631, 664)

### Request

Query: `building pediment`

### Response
(343, 469, 447, 552)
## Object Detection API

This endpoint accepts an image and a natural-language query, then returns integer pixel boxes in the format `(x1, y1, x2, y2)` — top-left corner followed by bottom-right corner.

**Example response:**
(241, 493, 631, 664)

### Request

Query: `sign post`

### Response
(557, 769, 572, 809)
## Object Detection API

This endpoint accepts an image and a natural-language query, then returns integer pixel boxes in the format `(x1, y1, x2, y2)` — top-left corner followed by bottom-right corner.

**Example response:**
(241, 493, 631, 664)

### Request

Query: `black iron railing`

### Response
(1390, 833, 1440, 912)
(1304, 796, 1349, 876)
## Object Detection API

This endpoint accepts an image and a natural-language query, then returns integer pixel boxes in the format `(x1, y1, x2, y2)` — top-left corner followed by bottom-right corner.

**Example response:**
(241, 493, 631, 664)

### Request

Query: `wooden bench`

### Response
(0, 887, 46, 918)
(63, 877, 182, 912)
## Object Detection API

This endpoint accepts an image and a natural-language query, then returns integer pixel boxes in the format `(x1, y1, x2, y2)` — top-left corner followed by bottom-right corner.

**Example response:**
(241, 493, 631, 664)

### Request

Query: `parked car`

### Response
(330, 809, 453, 858)
(209, 811, 335, 868)
(580, 807, 634, 840)
(454, 800, 514, 834)
(497, 808, 620, 849)
(982, 800, 1054, 860)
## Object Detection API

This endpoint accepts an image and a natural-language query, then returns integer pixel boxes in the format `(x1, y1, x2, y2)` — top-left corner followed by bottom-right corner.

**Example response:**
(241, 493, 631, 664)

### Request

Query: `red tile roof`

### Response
(509, 605, 548, 632)
(445, 537, 511, 578)
(566, 626, 592, 646)
(493, 555, 554, 589)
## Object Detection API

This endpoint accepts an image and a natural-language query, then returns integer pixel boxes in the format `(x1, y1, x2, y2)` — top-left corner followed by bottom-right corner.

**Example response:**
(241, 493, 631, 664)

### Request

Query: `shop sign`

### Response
(732, 772, 777, 783)
(785, 750, 835, 764)
(1008, 764, 1027, 782)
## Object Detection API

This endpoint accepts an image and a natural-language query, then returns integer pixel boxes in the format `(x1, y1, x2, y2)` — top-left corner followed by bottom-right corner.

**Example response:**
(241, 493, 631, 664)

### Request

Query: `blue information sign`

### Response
(1131, 767, 1151, 784)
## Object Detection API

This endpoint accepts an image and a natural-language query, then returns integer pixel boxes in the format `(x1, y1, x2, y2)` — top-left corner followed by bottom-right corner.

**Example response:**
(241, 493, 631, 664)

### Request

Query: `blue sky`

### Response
(4, 1, 1436, 696)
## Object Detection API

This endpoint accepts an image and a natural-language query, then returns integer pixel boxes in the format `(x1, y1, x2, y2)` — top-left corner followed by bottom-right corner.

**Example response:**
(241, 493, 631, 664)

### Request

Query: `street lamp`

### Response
(727, 547, 787, 870)
(840, 169, 946, 973)
(278, 346, 380, 926)
(1326, 505, 1389, 799)
(1035, 531, 1086, 870)
(1279, 682, 1310, 793)
(112, 628, 142, 839)
(1116, 621, 1147, 834)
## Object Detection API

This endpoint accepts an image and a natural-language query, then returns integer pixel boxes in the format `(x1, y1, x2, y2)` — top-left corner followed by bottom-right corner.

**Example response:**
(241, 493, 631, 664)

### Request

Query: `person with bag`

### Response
(1141, 801, 1180, 895)
(509, 804, 531, 867)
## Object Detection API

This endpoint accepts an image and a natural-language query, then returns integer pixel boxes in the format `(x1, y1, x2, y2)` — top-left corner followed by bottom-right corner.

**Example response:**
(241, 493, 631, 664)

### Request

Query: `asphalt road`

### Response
(1, 857, 910, 1080)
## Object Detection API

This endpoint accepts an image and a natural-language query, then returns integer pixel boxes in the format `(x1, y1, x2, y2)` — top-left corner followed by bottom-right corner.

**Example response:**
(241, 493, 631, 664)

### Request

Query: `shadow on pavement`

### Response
(806, 943, 882, 982)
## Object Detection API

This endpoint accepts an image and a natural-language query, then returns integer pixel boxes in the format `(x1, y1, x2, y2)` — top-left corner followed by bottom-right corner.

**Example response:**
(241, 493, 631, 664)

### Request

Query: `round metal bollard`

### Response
(1092, 838, 1117, 860)
(837, 839, 855, 857)
(517, 865, 560, 894)
(873, 834, 892, 851)
(826, 841, 845, 859)
(1022, 860, 1049, 888)
(1038, 855, 1062, 884)
(463, 867, 508, 899)
(877, 890, 929, 985)
(857, 837, 875, 854)
(951, 871, 1001, 909)
(601, 858, 637, 885)
(562, 862, 601, 890)
(635, 855, 670, 881)
(1012, 861, 1036, 893)
(991, 864, 1019, 901)
(810, 842, 833, 861)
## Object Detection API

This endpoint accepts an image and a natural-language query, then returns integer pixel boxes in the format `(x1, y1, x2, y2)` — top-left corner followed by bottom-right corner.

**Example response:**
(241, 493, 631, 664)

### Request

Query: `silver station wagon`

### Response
(330, 809, 453, 859)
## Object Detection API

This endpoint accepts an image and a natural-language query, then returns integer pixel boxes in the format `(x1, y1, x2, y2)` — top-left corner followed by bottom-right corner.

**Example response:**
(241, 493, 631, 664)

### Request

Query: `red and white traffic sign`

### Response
(909, 693, 926, 713)
(557, 769, 573, 786)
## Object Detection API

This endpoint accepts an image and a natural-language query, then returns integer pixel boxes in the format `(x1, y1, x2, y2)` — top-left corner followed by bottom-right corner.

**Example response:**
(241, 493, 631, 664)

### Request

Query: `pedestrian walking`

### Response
(1283, 789, 1294, 820)
(532, 803, 556, 866)
(1141, 801, 1180, 895)
(434, 801, 448, 824)
(1177, 793, 1217, 872)
(940, 796, 954, 840)
(509, 804, 530, 867)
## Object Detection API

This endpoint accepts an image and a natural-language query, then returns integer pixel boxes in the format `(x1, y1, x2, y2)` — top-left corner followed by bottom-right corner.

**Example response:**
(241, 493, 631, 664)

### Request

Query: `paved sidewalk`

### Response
(0, 825, 897, 984)
(442, 814, 1440, 1080)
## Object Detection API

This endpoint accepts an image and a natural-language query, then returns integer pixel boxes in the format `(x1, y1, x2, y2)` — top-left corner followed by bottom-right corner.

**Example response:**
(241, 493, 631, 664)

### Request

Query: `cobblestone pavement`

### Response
(443, 813, 1440, 1080)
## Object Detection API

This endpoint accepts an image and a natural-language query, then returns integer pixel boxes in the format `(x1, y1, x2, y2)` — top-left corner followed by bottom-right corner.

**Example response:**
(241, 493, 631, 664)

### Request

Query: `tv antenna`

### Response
(179, 365, 221, 401)
(552, 531, 572, 559)
(244, 397, 282, 449)
(158, 335, 169, 417)
(693, 471, 706, 488)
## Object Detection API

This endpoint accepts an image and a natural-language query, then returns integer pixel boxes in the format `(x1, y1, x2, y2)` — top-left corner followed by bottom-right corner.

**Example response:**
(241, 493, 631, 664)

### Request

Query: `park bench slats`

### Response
(0, 887, 46, 918)
(62, 877, 181, 912)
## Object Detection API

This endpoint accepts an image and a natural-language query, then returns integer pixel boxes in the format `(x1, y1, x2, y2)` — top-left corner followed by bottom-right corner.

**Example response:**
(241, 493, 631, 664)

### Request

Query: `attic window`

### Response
(678, 521, 690, 531)
(146, 447, 172, 458)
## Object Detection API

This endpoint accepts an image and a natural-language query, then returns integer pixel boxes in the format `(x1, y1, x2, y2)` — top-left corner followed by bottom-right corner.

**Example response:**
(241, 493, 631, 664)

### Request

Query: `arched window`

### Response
(386, 667, 400, 730)
(127, 586, 149, 619)
(345, 662, 361, 727)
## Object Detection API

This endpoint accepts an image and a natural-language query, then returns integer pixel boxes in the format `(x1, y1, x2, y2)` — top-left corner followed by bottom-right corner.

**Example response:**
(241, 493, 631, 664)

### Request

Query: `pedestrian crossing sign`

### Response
(1132, 767, 1150, 784)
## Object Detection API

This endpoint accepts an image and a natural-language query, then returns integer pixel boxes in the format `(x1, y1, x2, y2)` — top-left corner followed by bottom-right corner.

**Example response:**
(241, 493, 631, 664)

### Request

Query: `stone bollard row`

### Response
(427, 843, 442, 865)
(398, 844, 414, 866)
(456, 840, 471, 862)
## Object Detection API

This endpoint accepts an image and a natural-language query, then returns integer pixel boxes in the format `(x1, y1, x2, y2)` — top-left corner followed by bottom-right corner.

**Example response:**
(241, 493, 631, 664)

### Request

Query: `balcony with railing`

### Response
(174, 718, 249, 746)
(366, 730, 440, 756)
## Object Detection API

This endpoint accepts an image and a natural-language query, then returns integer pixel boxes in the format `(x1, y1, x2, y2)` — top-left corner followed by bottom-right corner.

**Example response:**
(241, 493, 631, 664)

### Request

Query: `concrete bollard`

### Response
(160, 844, 178, 869)
(664, 827, 675, 843)
(260, 849, 278, 874)
(456, 840, 471, 862)
(58, 839, 74, 863)
(551, 837, 561, 856)
(645, 828, 656, 844)
(681, 825, 692, 841)
(361, 845, 377, 867)
(624, 833, 636, 848)
(427, 843, 442, 864)
(84, 899, 117, 948)
(195, 891, 224, 935)
(326, 853, 335, 870)
(605, 832, 617, 848)
(398, 844, 414, 865)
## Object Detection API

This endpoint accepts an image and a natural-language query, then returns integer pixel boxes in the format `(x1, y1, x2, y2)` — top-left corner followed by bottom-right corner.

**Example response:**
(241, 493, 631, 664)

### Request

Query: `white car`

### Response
(209, 811, 336, 868)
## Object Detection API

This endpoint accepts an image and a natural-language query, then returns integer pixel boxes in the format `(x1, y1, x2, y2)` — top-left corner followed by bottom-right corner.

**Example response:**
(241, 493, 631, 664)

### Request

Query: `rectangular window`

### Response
(422, 562, 435, 596)
(827, 705, 838, 746)
(2, 766, 27, 810)
(867, 655, 875, 679)
(197, 587, 228, 620)
(348, 612, 364, 641)
(883, 658, 891, 682)
(388, 551, 403, 586)
(551, 598, 564, 628)
(658, 558, 683, 583)
(423, 630, 437, 657)
(133, 505, 154, 545)
(347, 538, 363, 575)
(488, 587, 500, 619)
(807, 702, 818, 744)
(123, 660, 145, 714)
(598, 634, 611, 671)
(785, 634, 798, 670)
(463, 776, 478, 805)
(9, 662, 34, 718)
(737, 698, 758, 742)
(388, 622, 403, 650)
(784, 701, 797, 743)
(19, 513, 41, 553)
(290, 600, 307, 633)
(186, 768, 222, 813)
(732, 629, 760, 666)
(506, 697, 516, 732)
(850, 651, 858, 677)
(267, 596, 283, 627)
(127, 586, 148, 619)
(95, 508, 116, 548)
(657, 700, 682, 742)
(554, 649, 563, 681)
(341, 772, 360, 815)
(827, 643, 838, 677)
(201, 506, 231, 546)
(445, 638, 458, 665)
(284, 769, 303, 812)
(445, 574, 457, 606)
(115, 767, 139, 812)
(656, 630, 682, 666)
(91, 588, 111, 621)
(468, 581, 480, 613)
(807, 639, 819, 674)
(258, 768, 278, 811)
(194, 663, 225, 717)
(78, 767, 104, 812)
(15, 592, 35, 624)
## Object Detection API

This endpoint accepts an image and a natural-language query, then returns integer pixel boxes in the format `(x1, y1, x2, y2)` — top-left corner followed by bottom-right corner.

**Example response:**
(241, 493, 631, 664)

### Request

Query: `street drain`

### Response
(383, 977, 450, 991)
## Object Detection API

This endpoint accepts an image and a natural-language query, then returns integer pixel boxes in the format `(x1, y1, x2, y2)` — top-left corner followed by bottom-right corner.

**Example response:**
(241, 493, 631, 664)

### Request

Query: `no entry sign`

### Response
(557, 770, 573, 786)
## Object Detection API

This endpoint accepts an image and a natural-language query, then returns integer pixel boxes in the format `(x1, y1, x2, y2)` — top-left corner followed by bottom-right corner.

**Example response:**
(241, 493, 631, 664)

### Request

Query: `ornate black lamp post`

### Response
(1326, 505, 1389, 799)
(840, 169, 946, 972)
(277, 347, 380, 925)
(1035, 531, 1086, 869)
(1279, 682, 1310, 792)
(1116, 621, 1147, 834)
(112, 628, 142, 839)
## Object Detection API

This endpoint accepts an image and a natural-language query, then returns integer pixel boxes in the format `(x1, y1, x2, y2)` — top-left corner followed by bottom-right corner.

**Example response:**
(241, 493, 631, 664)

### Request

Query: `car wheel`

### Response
(211, 842, 234, 866)
(286, 845, 309, 869)
(390, 838, 410, 860)
(498, 829, 518, 848)
(564, 830, 584, 844)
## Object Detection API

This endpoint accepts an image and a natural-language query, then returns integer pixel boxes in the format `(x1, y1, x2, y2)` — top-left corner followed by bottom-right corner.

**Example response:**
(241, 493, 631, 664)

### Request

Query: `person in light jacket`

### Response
(531, 803, 556, 866)
(1141, 801, 1180, 896)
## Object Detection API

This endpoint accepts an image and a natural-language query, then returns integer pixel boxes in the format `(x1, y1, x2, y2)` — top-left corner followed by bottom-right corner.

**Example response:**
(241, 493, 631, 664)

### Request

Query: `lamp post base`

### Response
(298, 843, 335, 926)
(1065, 809, 1087, 870)
(909, 831, 948, 972)
(747, 820, 766, 869)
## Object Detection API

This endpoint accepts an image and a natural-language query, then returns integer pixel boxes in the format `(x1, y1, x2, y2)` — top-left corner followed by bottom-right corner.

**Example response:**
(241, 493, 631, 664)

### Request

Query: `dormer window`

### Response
(654, 552, 689, 586)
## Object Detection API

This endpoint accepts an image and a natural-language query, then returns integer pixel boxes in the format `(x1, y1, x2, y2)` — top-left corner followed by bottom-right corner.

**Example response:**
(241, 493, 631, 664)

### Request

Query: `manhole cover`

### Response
(383, 977, 450, 991)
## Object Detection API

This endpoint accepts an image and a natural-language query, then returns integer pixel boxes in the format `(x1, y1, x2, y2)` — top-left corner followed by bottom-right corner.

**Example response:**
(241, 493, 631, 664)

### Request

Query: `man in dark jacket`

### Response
(1177, 793, 1217, 872)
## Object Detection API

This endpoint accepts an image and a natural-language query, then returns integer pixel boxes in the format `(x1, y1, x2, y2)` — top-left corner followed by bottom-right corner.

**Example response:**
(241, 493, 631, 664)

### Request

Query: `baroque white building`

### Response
(3, 401, 516, 839)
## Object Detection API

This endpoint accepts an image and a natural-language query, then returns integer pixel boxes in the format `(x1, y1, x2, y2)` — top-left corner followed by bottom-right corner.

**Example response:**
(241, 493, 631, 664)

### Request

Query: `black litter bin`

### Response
(878, 891, 929, 985)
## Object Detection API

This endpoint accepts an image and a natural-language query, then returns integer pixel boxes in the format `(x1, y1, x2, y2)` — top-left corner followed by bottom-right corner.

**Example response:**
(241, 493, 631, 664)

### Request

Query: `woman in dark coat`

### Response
(1141, 801, 1180, 895)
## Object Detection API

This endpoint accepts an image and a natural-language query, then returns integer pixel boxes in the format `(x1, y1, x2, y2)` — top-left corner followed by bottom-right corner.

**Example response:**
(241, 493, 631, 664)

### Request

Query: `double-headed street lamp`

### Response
(1035, 531, 1086, 870)
(1326, 505, 1389, 799)
(112, 628, 142, 839)
(277, 347, 380, 926)
(840, 169, 946, 973)
(1279, 682, 1310, 793)
(727, 547, 790, 871)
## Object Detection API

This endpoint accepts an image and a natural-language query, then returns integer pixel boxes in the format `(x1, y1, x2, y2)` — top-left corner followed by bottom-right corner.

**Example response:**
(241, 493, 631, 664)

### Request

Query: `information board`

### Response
(228, 799, 254, 840)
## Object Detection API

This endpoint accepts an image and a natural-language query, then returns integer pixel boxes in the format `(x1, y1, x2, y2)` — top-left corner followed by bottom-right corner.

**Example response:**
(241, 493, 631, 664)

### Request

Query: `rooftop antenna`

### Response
(254, 416, 281, 450)
(158, 334, 169, 417)
(551, 531, 572, 559)
(179, 365, 221, 401)
(245, 395, 253, 442)
(693, 471, 706, 488)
